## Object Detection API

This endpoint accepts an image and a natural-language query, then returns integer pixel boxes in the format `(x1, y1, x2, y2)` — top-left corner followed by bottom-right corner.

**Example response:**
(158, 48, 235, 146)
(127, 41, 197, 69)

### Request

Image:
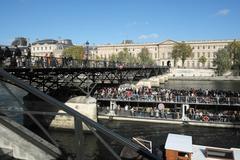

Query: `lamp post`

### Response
(85, 41, 89, 67)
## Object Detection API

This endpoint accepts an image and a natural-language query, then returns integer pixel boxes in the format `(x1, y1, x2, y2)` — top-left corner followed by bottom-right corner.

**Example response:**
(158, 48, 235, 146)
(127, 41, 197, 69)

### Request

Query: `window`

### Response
(192, 46, 194, 49)
(203, 46, 205, 49)
(198, 46, 200, 49)
(33, 47, 35, 51)
(41, 47, 43, 50)
(197, 52, 200, 58)
(49, 46, 51, 50)
(45, 47, 47, 50)
(37, 47, 39, 50)
(213, 46, 216, 49)
(133, 48, 135, 51)
(192, 61, 195, 67)
(203, 52, 205, 56)
(167, 52, 170, 58)
(162, 61, 164, 66)
(208, 46, 210, 49)
(208, 52, 210, 58)
(116, 49, 118, 52)
(155, 53, 157, 59)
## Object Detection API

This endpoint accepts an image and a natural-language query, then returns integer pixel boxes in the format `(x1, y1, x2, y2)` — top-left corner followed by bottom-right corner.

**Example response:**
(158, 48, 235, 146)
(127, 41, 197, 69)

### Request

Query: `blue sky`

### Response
(1, 0, 240, 45)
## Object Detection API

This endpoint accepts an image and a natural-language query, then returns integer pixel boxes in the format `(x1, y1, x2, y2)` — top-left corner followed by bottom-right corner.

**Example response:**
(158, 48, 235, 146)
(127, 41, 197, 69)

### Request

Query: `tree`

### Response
(109, 54, 118, 62)
(113, 48, 137, 64)
(172, 42, 193, 67)
(213, 48, 231, 75)
(63, 46, 84, 60)
(227, 40, 240, 65)
(138, 48, 154, 65)
(198, 56, 207, 67)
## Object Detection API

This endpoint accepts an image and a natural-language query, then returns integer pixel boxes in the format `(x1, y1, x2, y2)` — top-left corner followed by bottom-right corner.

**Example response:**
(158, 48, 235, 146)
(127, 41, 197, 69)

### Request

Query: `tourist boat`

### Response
(120, 133, 240, 160)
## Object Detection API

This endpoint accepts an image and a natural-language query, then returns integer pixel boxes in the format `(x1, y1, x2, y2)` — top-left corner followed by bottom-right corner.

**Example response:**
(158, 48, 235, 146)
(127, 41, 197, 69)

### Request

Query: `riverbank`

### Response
(169, 76, 240, 81)
(98, 115, 240, 129)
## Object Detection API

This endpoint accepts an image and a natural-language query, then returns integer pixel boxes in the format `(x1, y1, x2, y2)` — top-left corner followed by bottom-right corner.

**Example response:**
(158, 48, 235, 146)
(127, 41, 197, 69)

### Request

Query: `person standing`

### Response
(0, 47, 4, 67)
(14, 45, 22, 67)
(26, 47, 31, 67)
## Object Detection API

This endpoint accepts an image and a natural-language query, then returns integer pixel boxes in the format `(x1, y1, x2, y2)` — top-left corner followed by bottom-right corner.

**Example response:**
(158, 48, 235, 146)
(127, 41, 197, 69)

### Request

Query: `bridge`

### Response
(0, 68, 159, 160)
(2, 56, 169, 95)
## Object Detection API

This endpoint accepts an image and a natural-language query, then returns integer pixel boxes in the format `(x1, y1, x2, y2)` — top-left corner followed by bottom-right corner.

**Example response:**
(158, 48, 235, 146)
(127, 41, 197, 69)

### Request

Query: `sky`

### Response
(0, 0, 240, 45)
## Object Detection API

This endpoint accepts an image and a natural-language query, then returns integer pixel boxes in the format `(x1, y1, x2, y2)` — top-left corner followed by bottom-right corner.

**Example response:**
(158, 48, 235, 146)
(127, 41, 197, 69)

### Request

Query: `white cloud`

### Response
(216, 9, 230, 16)
(126, 21, 137, 27)
(138, 33, 159, 40)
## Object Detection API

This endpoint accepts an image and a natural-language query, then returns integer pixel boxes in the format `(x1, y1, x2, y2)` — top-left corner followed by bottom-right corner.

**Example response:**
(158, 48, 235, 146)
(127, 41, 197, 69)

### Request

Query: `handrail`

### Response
(0, 68, 158, 160)
(96, 96, 240, 106)
(1, 55, 166, 69)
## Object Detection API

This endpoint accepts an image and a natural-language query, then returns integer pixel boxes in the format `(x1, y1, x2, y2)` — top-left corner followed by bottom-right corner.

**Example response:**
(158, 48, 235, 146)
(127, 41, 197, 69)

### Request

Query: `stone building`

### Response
(90, 39, 235, 68)
(31, 39, 73, 58)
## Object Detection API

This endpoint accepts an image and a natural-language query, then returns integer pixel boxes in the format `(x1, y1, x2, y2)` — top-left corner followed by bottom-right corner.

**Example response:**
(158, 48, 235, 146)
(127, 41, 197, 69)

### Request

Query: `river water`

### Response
(0, 80, 240, 159)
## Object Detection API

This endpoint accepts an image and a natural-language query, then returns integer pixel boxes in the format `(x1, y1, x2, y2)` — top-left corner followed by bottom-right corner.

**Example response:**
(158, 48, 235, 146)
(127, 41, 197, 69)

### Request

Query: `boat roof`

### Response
(165, 133, 193, 153)
(232, 148, 240, 160)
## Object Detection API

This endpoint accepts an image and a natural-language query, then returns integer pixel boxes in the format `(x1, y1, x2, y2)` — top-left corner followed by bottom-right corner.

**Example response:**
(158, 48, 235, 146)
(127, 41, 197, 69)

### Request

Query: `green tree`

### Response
(138, 48, 154, 65)
(63, 46, 84, 60)
(109, 54, 118, 62)
(198, 56, 207, 67)
(172, 42, 193, 67)
(114, 48, 137, 64)
(213, 48, 231, 75)
(227, 40, 240, 65)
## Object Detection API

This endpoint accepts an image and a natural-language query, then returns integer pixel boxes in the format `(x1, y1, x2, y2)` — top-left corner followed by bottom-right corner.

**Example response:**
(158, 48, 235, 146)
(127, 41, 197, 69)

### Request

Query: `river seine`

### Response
(0, 80, 240, 159)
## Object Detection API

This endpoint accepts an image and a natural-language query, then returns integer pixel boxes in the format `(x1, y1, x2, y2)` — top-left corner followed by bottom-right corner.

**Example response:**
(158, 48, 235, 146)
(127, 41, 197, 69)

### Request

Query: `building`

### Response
(90, 39, 236, 68)
(11, 37, 28, 47)
(31, 39, 73, 58)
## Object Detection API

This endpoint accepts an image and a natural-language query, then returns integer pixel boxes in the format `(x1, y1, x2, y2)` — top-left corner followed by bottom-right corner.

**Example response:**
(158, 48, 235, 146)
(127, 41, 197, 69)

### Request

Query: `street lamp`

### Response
(85, 41, 89, 67)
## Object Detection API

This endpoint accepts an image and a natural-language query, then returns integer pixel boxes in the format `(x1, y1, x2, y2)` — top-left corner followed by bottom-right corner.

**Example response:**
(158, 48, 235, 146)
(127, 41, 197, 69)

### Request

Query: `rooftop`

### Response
(165, 133, 193, 153)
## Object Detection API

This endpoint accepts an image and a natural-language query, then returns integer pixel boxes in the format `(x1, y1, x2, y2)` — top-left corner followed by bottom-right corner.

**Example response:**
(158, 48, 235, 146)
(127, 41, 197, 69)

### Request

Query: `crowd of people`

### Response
(98, 102, 240, 123)
(96, 85, 240, 123)
(0, 46, 31, 67)
(94, 86, 240, 105)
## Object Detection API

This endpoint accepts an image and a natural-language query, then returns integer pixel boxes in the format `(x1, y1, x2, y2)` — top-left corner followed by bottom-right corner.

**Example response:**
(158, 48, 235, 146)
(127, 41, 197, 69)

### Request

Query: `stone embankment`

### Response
(169, 68, 240, 81)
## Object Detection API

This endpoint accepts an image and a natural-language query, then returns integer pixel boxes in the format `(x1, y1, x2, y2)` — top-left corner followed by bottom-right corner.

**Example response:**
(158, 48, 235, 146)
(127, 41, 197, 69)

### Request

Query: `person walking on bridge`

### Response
(0, 47, 4, 67)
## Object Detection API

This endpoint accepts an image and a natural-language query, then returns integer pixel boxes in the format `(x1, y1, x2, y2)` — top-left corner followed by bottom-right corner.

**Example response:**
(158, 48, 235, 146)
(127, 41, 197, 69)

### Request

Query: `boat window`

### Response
(178, 152, 188, 157)
(206, 148, 233, 159)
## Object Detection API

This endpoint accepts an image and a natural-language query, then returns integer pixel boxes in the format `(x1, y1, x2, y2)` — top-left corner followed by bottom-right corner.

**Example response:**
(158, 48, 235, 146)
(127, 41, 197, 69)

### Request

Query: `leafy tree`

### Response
(117, 48, 130, 62)
(109, 54, 118, 62)
(213, 48, 231, 75)
(227, 40, 240, 65)
(137, 48, 154, 65)
(198, 56, 207, 67)
(63, 46, 84, 60)
(172, 42, 193, 67)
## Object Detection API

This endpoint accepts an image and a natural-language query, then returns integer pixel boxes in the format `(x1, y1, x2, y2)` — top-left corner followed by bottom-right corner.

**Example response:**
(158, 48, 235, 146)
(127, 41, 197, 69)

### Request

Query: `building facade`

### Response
(90, 39, 235, 68)
(31, 39, 73, 58)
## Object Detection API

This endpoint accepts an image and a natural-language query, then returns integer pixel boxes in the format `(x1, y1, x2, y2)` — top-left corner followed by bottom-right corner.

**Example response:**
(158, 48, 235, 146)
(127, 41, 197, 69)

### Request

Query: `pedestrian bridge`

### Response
(0, 68, 159, 160)
(2, 56, 169, 94)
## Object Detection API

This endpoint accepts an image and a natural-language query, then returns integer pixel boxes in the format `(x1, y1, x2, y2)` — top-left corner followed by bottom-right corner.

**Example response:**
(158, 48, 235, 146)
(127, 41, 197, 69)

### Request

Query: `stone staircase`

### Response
(0, 116, 62, 160)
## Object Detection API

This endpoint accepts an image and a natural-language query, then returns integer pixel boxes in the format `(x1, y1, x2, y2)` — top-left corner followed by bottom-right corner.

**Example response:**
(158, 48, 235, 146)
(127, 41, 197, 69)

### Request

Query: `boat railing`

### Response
(98, 107, 240, 123)
(0, 68, 158, 160)
(96, 95, 240, 105)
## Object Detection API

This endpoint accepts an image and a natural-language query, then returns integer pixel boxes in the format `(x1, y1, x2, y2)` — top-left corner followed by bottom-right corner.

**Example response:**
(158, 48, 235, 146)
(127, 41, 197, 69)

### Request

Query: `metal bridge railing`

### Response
(0, 68, 158, 160)
(1, 55, 163, 69)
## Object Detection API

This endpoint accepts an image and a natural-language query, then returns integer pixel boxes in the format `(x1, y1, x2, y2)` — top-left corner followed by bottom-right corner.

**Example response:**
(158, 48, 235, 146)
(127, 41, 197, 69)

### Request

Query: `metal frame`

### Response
(0, 68, 158, 160)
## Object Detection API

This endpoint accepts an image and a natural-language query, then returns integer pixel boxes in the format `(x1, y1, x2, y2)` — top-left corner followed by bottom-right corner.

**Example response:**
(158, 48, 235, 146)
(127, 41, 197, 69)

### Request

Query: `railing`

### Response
(1, 55, 162, 69)
(98, 107, 240, 123)
(95, 95, 240, 105)
(0, 68, 158, 160)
